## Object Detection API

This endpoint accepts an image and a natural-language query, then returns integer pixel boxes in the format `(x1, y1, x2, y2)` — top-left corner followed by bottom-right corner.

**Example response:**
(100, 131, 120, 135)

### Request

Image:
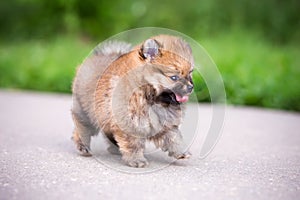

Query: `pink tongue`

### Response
(175, 94, 189, 103)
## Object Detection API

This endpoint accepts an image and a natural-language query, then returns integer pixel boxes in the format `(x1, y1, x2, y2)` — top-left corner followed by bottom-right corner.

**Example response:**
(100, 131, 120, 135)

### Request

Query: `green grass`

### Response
(0, 36, 94, 93)
(199, 30, 300, 111)
(0, 31, 299, 111)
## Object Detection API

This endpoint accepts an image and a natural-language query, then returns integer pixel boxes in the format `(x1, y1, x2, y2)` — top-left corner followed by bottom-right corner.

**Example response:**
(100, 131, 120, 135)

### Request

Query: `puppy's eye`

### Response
(170, 75, 179, 81)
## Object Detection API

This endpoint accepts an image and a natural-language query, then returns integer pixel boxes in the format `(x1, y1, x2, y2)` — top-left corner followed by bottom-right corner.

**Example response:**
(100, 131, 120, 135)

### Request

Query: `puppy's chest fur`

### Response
(126, 84, 183, 137)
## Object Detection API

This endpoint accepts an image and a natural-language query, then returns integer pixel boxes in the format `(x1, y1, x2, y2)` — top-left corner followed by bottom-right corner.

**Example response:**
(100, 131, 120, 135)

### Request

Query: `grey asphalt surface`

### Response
(0, 90, 299, 200)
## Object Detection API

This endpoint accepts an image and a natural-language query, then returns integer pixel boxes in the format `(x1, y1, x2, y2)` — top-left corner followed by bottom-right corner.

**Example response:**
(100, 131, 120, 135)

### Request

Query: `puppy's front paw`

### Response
(169, 151, 191, 160)
(125, 157, 149, 168)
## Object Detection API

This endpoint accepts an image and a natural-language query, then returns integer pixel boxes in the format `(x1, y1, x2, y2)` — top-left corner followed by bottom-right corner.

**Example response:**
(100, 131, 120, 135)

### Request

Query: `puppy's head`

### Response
(139, 35, 194, 105)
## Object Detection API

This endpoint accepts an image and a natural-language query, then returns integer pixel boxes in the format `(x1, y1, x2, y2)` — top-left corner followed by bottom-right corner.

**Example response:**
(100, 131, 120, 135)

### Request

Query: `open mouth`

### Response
(156, 90, 189, 105)
(174, 93, 189, 103)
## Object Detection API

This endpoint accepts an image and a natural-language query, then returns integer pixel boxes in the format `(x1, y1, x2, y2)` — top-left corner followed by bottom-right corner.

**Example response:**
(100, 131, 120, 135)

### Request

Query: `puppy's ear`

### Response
(140, 39, 160, 60)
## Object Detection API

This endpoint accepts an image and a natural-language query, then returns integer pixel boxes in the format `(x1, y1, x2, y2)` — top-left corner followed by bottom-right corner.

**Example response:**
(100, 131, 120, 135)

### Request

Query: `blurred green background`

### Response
(0, 0, 299, 111)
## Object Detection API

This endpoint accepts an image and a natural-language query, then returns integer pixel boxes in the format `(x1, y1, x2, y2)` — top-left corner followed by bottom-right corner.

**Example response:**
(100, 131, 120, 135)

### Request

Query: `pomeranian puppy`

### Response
(72, 35, 194, 167)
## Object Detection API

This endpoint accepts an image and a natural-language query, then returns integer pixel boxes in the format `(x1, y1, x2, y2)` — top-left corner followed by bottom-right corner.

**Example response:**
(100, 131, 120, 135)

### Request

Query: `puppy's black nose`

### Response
(187, 85, 194, 93)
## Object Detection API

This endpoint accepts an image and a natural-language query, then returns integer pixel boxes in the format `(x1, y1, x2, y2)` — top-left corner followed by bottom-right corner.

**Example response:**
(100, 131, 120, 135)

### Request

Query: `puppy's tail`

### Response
(93, 40, 132, 58)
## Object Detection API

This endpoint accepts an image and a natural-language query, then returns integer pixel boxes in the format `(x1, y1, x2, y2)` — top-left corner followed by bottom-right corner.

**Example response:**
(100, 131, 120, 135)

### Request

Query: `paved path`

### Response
(0, 90, 299, 200)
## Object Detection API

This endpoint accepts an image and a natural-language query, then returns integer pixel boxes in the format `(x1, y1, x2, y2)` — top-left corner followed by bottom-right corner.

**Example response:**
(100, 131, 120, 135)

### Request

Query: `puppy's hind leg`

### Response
(72, 112, 98, 156)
